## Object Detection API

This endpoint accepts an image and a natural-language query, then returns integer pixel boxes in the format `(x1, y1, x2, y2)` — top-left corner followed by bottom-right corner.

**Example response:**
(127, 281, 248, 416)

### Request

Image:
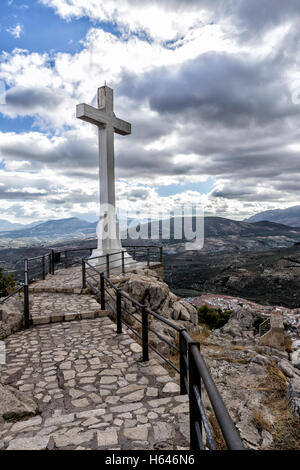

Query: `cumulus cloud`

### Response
(6, 24, 23, 39)
(5, 86, 63, 113)
(118, 51, 298, 127)
(1, 0, 300, 222)
(40, 0, 300, 43)
(40, 0, 208, 42)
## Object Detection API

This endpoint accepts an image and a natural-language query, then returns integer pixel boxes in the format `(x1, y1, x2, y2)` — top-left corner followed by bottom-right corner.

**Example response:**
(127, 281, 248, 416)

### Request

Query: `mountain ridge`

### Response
(244, 205, 300, 227)
(0, 217, 97, 240)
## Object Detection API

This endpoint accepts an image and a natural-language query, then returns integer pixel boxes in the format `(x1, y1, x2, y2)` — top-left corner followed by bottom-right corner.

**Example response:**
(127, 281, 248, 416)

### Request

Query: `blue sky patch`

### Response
(0, 112, 35, 133)
(0, 0, 116, 55)
(157, 178, 215, 197)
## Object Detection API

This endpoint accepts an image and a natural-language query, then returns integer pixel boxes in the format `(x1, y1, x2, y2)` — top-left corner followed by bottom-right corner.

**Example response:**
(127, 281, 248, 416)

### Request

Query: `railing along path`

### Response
(0, 245, 243, 450)
(82, 253, 243, 451)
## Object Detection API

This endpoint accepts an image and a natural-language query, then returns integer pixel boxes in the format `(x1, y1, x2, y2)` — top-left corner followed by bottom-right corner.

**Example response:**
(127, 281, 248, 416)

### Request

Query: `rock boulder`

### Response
(0, 297, 23, 340)
(110, 268, 200, 352)
(0, 383, 38, 423)
(288, 377, 300, 417)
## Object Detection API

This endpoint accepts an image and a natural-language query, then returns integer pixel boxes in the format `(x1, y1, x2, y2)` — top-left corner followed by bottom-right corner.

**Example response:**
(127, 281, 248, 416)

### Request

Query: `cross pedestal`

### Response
(76, 86, 133, 267)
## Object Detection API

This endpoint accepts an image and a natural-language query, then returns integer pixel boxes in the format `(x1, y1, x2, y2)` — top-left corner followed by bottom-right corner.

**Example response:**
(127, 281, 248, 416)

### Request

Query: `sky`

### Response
(0, 0, 300, 224)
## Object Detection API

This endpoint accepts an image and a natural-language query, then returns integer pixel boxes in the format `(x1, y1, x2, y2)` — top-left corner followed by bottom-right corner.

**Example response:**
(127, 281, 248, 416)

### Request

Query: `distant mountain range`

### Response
(244, 205, 300, 227)
(139, 216, 300, 253)
(0, 217, 97, 240)
(0, 219, 42, 232)
(1, 215, 300, 253)
(122, 215, 300, 254)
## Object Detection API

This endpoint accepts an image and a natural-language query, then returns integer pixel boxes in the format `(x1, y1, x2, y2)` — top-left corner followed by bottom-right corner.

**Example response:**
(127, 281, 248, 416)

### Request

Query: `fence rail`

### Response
(0, 244, 243, 451)
(24, 245, 162, 283)
(0, 259, 30, 328)
(82, 258, 244, 451)
(0, 245, 163, 331)
(0, 285, 24, 304)
(26, 251, 52, 283)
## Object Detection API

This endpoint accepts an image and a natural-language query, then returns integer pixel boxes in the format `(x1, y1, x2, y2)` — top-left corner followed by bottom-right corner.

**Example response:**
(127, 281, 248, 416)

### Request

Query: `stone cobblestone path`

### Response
(29, 266, 83, 293)
(0, 268, 190, 450)
(29, 292, 105, 325)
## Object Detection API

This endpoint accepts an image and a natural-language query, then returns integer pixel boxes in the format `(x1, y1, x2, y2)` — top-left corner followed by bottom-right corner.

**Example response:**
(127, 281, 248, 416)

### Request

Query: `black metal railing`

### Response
(26, 252, 52, 283)
(180, 329, 244, 450)
(0, 259, 30, 329)
(49, 247, 95, 274)
(82, 246, 162, 279)
(0, 245, 163, 329)
(19, 243, 243, 451)
(25, 245, 162, 283)
(81, 258, 244, 451)
(1, 244, 243, 450)
(26, 248, 94, 281)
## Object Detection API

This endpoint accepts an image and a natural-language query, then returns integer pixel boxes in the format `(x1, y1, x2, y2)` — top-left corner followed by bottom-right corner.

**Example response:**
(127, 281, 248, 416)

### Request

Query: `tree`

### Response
(0, 268, 16, 297)
(197, 304, 231, 329)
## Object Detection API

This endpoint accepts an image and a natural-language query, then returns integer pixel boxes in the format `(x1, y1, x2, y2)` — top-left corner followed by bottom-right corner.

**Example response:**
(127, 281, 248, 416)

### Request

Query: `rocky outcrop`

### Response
(110, 268, 200, 352)
(188, 293, 300, 331)
(201, 324, 300, 449)
(0, 297, 23, 340)
(0, 383, 38, 423)
(217, 307, 260, 345)
(288, 377, 300, 417)
(291, 349, 300, 370)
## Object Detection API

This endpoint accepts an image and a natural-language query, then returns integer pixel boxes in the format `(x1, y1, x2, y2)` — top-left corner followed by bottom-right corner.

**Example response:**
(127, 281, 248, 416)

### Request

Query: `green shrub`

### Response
(197, 304, 231, 329)
(0, 268, 16, 298)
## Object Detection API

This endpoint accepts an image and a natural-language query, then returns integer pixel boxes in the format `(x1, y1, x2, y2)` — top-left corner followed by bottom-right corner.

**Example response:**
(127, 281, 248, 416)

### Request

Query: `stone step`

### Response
(28, 291, 106, 325)
(29, 286, 90, 295)
(1, 395, 190, 450)
(31, 309, 108, 325)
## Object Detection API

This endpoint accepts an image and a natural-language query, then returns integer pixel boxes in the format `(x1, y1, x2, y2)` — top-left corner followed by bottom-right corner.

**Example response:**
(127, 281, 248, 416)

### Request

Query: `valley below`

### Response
(1, 237, 300, 311)
(164, 244, 300, 309)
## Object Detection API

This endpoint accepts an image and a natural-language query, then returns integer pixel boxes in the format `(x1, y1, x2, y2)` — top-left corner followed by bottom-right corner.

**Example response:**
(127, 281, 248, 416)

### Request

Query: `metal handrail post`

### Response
(24, 259, 30, 329)
(82, 259, 86, 289)
(179, 328, 188, 395)
(100, 273, 105, 310)
(188, 341, 201, 450)
(142, 306, 149, 362)
(189, 343, 244, 450)
(51, 249, 55, 275)
(122, 251, 125, 274)
(116, 290, 122, 334)
(106, 254, 110, 278)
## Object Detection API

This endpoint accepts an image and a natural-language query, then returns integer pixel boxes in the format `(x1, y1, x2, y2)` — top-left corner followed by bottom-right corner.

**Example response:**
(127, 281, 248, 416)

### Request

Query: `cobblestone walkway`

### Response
(29, 266, 83, 293)
(0, 269, 190, 450)
(29, 292, 105, 325)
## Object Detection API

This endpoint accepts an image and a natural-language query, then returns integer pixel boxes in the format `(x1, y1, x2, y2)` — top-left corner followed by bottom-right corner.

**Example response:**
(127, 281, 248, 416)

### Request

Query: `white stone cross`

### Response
(76, 85, 131, 258)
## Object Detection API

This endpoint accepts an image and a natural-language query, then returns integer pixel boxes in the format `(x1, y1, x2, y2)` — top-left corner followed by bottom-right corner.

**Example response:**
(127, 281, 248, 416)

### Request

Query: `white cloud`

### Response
(6, 24, 23, 39)
(1, 1, 300, 223)
(5, 160, 31, 170)
(40, 0, 209, 42)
